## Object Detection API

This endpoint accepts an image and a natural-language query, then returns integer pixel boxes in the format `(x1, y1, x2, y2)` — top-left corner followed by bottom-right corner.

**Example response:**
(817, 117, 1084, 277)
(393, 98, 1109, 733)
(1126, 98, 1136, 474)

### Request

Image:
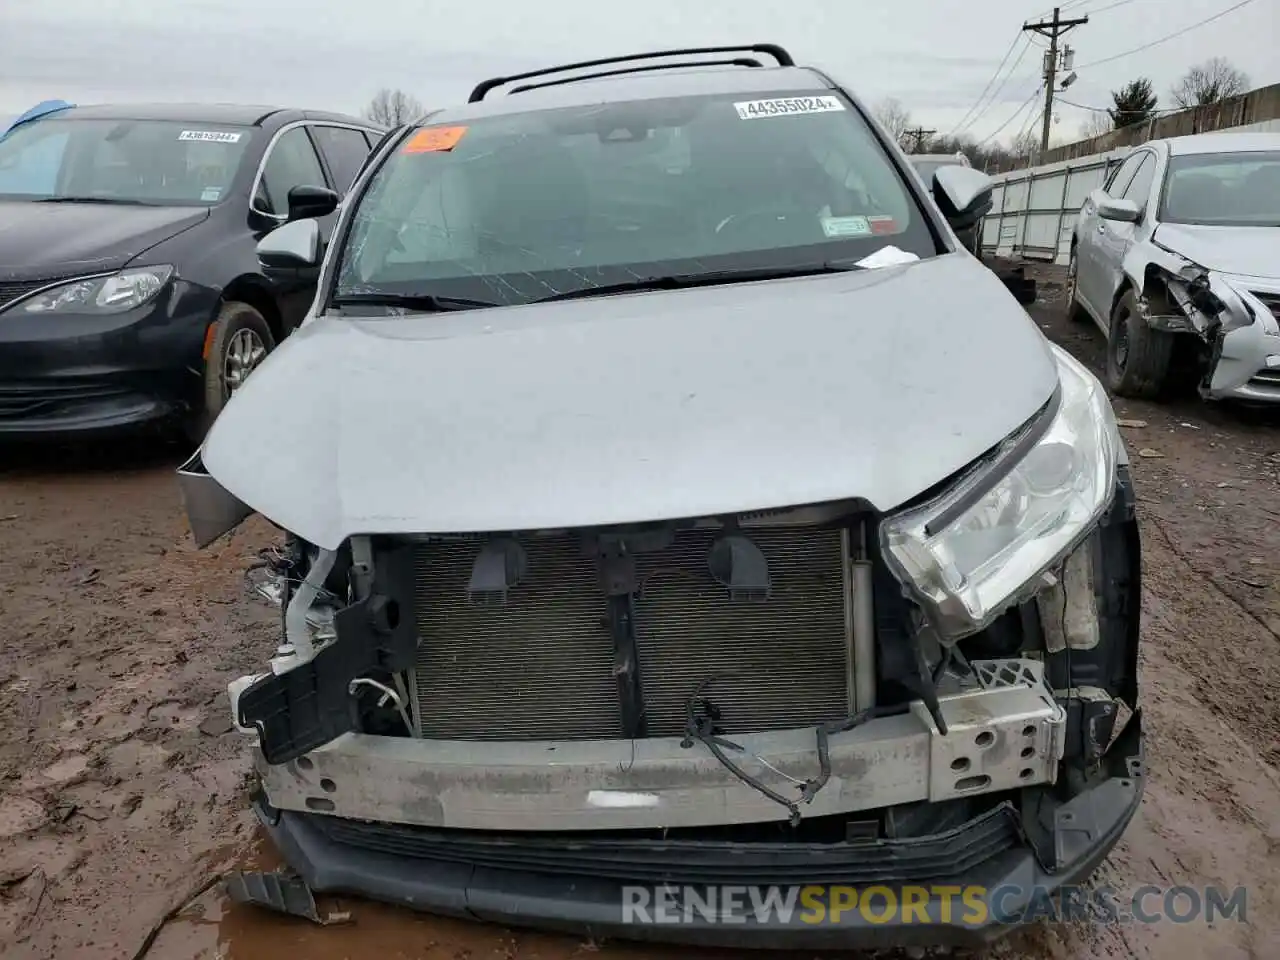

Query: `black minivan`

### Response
(0, 101, 385, 440)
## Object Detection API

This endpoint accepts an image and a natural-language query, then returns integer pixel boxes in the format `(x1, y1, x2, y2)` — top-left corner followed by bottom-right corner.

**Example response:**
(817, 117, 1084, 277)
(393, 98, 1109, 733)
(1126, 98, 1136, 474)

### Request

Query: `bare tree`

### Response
(364, 88, 426, 127)
(1010, 127, 1040, 160)
(1171, 58, 1249, 109)
(872, 98, 911, 148)
(1078, 112, 1113, 140)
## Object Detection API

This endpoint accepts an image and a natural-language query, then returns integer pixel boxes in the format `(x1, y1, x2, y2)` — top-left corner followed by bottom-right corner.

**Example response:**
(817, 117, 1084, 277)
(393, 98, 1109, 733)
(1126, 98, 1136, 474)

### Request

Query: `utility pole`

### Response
(903, 127, 936, 153)
(1023, 6, 1089, 152)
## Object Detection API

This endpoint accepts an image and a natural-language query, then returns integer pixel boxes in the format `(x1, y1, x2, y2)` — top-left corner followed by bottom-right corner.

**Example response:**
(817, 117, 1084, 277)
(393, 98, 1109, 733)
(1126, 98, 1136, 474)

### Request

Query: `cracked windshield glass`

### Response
(335, 91, 935, 308)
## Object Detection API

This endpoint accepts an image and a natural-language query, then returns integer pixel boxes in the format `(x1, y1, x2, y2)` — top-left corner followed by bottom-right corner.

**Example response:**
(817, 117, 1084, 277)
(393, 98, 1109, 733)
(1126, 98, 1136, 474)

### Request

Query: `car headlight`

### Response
(881, 344, 1120, 640)
(14, 265, 174, 315)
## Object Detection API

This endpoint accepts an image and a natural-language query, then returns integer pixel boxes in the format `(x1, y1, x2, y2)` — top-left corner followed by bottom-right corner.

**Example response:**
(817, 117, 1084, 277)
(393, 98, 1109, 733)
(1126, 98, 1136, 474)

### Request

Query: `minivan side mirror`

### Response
(286, 184, 339, 222)
(1097, 195, 1140, 223)
(932, 165, 994, 233)
(257, 217, 321, 269)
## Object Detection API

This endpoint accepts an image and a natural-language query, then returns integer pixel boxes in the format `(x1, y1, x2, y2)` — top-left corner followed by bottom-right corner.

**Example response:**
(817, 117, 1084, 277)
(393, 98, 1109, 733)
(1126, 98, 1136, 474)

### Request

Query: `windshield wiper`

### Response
(331, 292, 500, 313)
(534, 260, 865, 304)
(35, 196, 153, 205)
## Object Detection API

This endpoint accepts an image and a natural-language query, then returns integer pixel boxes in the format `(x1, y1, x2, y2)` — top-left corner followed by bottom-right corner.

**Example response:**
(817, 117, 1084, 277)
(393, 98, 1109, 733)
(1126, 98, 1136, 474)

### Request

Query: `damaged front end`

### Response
(1128, 241, 1280, 401)
(179, 346, 1145, 948)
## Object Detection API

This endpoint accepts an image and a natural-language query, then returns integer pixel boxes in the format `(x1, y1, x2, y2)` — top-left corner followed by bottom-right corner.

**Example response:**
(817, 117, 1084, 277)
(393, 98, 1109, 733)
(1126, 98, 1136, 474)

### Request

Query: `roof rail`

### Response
(508, 58, 766, 95)
(469, 44, 795, 102)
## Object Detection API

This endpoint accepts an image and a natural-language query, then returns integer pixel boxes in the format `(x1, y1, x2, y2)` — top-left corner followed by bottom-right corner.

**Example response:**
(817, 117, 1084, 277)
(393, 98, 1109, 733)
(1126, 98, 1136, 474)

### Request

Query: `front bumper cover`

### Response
(0, 280, 218, 437)
(253, 710, 1143, 950)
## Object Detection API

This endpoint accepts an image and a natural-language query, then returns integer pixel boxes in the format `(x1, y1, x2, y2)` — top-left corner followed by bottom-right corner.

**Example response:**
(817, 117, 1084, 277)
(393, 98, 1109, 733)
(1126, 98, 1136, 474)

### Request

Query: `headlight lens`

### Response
(881, 344, 1120, 640)
(15, 265, 174, 315)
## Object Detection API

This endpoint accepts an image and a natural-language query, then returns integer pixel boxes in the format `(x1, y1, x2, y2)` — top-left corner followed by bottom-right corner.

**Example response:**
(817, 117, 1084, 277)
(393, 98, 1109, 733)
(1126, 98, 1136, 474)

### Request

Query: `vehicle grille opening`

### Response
(0, 278, 68, 311)
(411, 525, 852, 741)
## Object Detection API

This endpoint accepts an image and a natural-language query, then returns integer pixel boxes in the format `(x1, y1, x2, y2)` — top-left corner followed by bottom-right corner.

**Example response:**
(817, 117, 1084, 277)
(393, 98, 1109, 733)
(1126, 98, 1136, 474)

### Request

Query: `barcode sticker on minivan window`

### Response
(178, 130, 243, 143)
(733, 97, 845, 120)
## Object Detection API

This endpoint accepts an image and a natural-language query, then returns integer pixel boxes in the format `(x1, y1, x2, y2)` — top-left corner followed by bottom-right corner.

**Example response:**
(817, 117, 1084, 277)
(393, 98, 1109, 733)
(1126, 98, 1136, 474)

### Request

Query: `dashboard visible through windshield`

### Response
(333, 90, 937, 308)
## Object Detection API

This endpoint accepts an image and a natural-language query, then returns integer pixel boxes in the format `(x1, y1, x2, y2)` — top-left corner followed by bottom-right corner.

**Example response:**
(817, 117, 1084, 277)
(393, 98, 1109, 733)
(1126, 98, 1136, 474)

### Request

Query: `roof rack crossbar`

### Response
(469, 44, 794, 102)
(508, 58, 764, 95)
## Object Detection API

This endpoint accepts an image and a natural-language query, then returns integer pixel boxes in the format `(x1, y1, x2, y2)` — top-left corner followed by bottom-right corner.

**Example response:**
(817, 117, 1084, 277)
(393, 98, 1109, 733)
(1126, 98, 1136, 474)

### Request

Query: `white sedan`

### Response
(1066, 132, 1280, 403)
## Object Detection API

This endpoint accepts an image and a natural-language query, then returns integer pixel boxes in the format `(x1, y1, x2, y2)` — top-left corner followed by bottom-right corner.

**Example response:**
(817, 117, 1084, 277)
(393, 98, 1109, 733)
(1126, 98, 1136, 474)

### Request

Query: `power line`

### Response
(1076, 0, 1258, 68)
(944, 33, 1024, 136)
(975, 86, 1044, 147)
(1017, 105, 1046, 141)
(953, 40, 1036, 137)
(1080, 0, 1136, 13)
(1054, 95, 1182, 115)
(1032, 0, 1091, 18)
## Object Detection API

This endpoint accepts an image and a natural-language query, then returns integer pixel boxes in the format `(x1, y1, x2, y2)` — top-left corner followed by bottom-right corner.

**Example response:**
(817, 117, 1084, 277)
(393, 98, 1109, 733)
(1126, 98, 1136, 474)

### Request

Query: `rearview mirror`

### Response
(286, 184, 339, 222)
(257, 217, 321, 269)
(932, 165, 994, 233)
(1097, 196, 1140, 223)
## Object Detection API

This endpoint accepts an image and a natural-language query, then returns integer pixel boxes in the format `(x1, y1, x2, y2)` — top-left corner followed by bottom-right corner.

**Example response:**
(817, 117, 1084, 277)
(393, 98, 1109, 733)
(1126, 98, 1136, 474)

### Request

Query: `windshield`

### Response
(1160, 151, 1280, 227)
(0, 117, 253, 205)
(335, 90, 936, 307)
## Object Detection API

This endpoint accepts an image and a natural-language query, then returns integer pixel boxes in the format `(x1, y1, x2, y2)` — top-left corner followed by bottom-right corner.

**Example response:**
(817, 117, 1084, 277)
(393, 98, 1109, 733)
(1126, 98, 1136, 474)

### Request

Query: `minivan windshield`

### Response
(1161, 151, 1280, 227)
(335, 91, 936, 307)
(0, 117, 253, 205)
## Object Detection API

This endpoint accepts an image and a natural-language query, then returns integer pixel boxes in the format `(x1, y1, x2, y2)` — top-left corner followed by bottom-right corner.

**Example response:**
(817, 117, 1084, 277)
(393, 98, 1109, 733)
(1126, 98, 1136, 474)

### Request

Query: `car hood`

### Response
(201, 253, 1059, 549)
(1154, 222, 1280, 279)
(0, 200, 208, 279)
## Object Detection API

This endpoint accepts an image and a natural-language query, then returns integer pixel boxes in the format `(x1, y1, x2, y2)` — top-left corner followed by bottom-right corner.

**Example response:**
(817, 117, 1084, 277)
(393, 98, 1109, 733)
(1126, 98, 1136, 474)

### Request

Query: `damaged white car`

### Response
(1067, 132, 1280, 403)
(179, 44, 1144, 949)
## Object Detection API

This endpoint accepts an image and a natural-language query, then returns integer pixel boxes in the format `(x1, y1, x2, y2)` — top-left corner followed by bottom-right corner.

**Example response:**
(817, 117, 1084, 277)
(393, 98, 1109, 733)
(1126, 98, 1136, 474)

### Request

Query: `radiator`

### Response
(411, 526, 852, 741)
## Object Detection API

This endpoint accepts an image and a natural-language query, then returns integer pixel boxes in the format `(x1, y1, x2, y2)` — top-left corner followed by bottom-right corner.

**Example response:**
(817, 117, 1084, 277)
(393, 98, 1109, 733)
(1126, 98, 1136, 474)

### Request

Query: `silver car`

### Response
(178, 43, 1144, 950)
(1067, 132, 1280, 403)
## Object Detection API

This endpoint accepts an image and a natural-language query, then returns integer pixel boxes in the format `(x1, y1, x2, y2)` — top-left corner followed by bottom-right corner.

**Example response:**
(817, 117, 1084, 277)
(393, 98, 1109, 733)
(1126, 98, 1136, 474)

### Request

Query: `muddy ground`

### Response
(2, 266, 1279, 960)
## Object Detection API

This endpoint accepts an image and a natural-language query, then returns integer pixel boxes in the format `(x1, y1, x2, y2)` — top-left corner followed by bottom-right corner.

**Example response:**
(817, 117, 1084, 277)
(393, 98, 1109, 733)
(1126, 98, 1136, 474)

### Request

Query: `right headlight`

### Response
(8, 265, 174, 315)
(881, 344, 1120, 640)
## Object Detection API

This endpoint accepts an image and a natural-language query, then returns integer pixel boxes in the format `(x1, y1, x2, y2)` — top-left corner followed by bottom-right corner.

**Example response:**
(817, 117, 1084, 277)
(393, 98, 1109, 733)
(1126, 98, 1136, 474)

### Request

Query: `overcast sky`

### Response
(1, 0, 1275, 146)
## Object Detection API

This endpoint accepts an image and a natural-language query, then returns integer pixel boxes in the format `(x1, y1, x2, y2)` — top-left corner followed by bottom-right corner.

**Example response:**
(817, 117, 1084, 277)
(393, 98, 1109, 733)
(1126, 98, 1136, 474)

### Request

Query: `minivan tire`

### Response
(1106, 288, 1173, 400)
(187, 301, 276, 443)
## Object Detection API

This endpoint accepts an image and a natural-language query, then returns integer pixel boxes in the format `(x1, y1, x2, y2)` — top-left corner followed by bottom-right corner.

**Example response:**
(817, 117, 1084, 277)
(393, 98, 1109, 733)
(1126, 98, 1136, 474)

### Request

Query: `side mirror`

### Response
(257, 217, 321, 269)
(286, 184, 339, 222)
(1097, 195, 1140, 223)
(933, 165, 994, 232)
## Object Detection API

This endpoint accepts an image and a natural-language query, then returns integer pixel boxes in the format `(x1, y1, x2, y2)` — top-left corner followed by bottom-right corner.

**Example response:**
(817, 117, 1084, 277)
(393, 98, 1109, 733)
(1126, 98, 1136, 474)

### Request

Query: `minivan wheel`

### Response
(187, 301, 276, 442)
(1065, 247, 1087, 323)
(1106, 288, 1173, 400)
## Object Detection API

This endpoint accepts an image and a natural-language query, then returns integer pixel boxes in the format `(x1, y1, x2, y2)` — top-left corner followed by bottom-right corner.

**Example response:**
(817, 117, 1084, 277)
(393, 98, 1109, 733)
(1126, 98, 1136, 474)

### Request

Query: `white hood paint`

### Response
(202, 254, 1058, 549)
(1154, 223, 1280, 280)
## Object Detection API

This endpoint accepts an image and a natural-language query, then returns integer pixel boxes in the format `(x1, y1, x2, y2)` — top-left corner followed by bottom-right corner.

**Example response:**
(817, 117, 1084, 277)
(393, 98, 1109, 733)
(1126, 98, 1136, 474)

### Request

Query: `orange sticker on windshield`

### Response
(402, 126, 468, 153)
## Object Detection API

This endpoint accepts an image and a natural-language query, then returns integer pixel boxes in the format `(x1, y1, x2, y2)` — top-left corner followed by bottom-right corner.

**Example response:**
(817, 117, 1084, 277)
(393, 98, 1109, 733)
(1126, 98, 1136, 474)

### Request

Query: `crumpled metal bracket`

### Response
(225, 870, 350, 925)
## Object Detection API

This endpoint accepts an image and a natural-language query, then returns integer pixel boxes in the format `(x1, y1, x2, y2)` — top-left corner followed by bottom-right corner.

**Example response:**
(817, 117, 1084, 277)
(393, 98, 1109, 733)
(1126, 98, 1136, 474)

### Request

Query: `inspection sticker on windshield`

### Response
(821, 216, 871, 238)
(178, 130, 242, 143)
(733, 96, 845, 120)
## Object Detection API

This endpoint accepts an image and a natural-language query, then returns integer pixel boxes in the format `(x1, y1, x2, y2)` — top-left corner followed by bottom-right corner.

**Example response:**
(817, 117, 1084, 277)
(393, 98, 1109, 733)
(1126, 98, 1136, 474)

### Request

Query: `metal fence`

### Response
(979, 118, 1280, 266)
